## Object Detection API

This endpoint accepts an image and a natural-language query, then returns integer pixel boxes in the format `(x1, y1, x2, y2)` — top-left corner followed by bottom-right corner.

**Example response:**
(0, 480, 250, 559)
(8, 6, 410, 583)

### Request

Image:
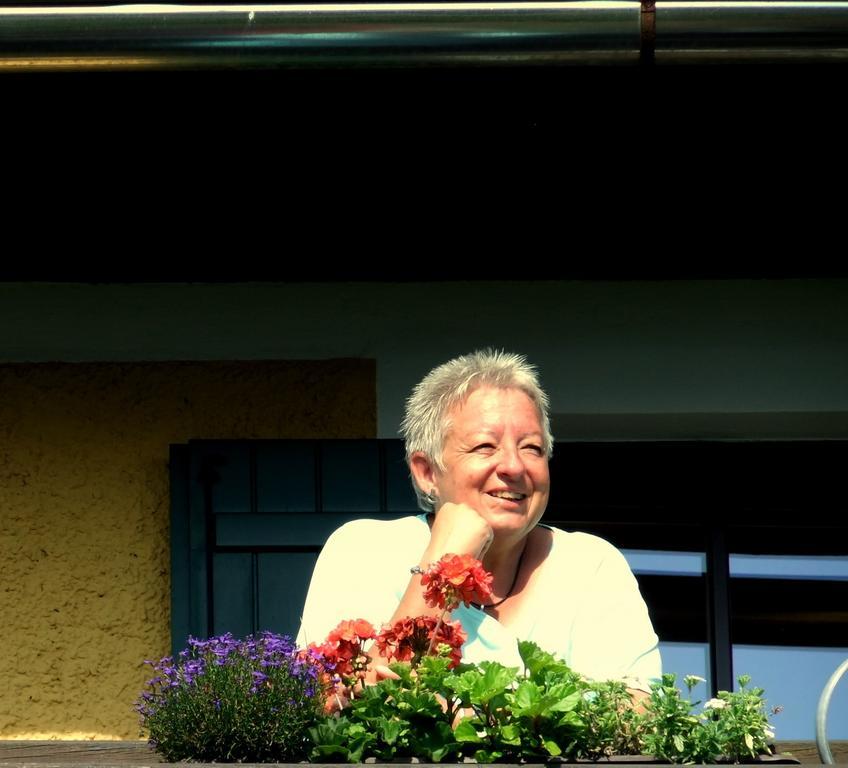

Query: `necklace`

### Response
(471, 541, 528, 611)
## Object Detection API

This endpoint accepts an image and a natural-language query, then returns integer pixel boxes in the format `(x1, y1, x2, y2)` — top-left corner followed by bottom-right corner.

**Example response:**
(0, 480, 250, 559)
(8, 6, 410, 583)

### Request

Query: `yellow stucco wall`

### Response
(0, 360, 375, 740)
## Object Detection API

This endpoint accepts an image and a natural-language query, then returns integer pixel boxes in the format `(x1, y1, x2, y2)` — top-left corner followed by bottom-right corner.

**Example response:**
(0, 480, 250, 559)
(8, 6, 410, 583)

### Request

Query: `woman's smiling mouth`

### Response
(487, 490, 527, 501)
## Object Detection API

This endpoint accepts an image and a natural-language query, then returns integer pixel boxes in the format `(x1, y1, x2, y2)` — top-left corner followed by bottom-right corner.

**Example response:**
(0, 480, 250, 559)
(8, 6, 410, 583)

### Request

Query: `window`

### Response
(171, 438, 848, 738)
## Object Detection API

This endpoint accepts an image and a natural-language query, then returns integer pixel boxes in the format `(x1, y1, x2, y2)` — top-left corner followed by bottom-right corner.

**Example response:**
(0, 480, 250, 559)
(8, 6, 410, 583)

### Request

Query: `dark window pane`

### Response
(213, 552, 253, 637)
(321, 440, 381, 513)
(256, 442, 316, 513)
(257, 552, 319, 639)
(385, 440, 419, 513)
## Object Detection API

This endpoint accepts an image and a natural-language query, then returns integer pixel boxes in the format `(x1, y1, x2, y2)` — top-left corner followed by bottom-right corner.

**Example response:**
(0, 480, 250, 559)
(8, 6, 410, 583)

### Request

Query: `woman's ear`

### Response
(409, 451, 438, 497)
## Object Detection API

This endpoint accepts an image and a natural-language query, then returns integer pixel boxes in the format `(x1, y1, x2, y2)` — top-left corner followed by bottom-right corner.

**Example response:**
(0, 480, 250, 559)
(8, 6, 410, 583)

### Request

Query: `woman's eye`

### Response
(473, 443, 496, 452)
(522, 444, 544, 456)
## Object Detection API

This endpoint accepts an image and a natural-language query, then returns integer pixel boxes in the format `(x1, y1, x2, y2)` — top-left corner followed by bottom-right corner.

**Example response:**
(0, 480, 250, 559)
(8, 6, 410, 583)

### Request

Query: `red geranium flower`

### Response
(310, 618, 376, 683)
(420, 554, 493, 611)
(376, 615, 467, 668)
(327, 618, 376, 643)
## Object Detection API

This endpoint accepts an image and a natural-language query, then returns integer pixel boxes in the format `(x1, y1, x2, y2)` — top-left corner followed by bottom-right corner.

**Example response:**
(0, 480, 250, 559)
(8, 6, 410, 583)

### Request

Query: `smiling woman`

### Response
(410, 387, 551, 553)
(296, 349, 660, 696)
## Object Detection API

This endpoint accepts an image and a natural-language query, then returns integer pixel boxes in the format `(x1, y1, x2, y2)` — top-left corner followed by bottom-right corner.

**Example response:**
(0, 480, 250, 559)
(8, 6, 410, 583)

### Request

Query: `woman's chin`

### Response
(463, 495, 547, 539)
(484, 510, 540, 538)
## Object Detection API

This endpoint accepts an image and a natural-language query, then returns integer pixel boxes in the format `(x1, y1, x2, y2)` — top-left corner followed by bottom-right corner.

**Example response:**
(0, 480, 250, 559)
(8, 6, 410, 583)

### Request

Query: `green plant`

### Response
(700, 675, 778, 763)
(641, 673, 709, 763)
(641, 673, 779, 763)
(309, 654, 783, 764)
(306, 552, 781, 764)
(450, 642, 583, 762)
(136, 632, 323, 762)
(309, 639, 663, 763)
(140, 553, 781, 764)
(575, 677, 645, 758)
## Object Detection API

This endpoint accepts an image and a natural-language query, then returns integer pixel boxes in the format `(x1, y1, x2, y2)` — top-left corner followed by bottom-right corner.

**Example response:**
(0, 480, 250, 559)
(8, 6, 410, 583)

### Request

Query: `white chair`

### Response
(817, 658, 848, 763)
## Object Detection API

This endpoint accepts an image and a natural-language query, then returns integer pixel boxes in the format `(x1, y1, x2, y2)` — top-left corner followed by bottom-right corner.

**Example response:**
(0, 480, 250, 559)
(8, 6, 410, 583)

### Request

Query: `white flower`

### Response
(764, 727, 775, 739)
(704, 698, 728, 710)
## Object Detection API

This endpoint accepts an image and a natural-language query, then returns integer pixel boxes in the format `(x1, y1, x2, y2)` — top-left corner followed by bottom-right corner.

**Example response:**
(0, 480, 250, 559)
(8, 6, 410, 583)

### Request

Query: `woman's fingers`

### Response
(324, 684, 350, 714)
(374, 664, 401, 681)
(452, 706, 476, 727)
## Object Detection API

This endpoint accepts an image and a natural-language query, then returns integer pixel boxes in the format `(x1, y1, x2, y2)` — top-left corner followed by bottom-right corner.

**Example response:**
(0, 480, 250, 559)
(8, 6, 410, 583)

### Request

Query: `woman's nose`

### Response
(496, 445, 525, 477)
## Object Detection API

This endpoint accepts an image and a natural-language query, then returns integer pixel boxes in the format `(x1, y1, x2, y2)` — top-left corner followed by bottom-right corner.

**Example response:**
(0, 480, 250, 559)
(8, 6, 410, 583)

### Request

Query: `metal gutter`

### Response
(1, 1, 847, 69)
(0, 2, 642, 68)
(657, 1, 848, 62)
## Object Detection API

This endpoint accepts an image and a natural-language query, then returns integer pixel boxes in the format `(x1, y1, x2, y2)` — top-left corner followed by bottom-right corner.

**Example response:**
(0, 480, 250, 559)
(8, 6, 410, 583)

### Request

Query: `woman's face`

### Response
(433, 386, 550, 540)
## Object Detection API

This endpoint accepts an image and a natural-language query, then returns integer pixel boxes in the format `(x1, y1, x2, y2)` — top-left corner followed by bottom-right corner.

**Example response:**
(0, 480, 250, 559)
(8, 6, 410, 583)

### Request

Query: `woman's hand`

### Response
(424, 502, 494, 563)
(328, 662, 400, 714)
(323, 682, 351, 714)
(369, 662, 401, 684)
(379, 503, 493, 640)
(363, 658, 474, 729)
(627, 687, 651, 715)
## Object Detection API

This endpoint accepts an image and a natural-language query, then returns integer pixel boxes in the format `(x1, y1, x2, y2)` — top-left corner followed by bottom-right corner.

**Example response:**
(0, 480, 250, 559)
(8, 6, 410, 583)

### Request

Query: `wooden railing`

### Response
(0, 740, 847, 764)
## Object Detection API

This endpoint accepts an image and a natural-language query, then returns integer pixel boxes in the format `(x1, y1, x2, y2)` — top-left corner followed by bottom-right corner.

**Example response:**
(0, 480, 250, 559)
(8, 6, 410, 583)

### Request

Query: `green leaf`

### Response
(347, 732, 374, 763)
(388, 661, 415, 687)
(673, 734, 685, 753)
(745, 733, 754, 752)
(556, 710, 583, 729)
(418, 655, 452, 691)
(511, 680, 541, 715)
(546, 684, 581, 713)
(380, 719, 404, 746)
(309, 743, 354, 762)
(477, 661, 520, 702)
(394, 689, 443, 718)
(518, 640, 570, 682)
(445, 662, 516, 709)
(337, 722, 374, 762)
(309, 716, 349, 747)
(429, 741, 455, 763)
(518, 640, 551, 670)
(352, 683, 397, 717)
(411, 720, 458, 762)
(309, 718, 375, 763)
(443, 669, 480, 704)
(454, 720, 483, 744)
(510, 679, 580, 720)
(543, 739, 562, 756)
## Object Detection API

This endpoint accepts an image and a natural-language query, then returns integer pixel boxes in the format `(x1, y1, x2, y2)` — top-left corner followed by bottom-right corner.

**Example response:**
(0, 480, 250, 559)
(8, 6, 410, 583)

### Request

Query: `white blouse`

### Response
(296, 514, 661, 690)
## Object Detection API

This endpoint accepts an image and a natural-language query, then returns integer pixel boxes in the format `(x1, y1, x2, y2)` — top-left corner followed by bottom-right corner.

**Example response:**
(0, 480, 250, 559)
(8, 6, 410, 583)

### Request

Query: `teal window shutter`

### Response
(169, 439, 415, 654)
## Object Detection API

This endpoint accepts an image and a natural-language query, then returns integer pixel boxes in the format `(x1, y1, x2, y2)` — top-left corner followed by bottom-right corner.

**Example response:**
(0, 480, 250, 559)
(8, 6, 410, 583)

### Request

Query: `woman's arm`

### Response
(297, 506, 491, 651)
(386, 503, 493, 622)
(364, 504, 493, 681)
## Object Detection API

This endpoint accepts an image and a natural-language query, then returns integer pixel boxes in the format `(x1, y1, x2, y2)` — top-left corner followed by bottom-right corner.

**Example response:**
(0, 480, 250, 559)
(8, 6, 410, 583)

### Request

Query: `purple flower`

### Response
(136, 631, 321, 762)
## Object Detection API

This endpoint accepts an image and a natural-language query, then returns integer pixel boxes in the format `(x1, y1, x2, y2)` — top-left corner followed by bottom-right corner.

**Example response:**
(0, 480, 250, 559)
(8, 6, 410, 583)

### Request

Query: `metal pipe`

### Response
(0, 2, 642, 69)
(816, 657, 848, 764)
(1, 1, 847, 70)
(657, 1, 848, 62)
(706, 524, 733, 697)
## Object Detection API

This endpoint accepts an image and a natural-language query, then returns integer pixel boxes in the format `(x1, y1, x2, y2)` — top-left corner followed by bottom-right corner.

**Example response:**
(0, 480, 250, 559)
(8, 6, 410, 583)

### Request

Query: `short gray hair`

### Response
(399, 349, 554, 513)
